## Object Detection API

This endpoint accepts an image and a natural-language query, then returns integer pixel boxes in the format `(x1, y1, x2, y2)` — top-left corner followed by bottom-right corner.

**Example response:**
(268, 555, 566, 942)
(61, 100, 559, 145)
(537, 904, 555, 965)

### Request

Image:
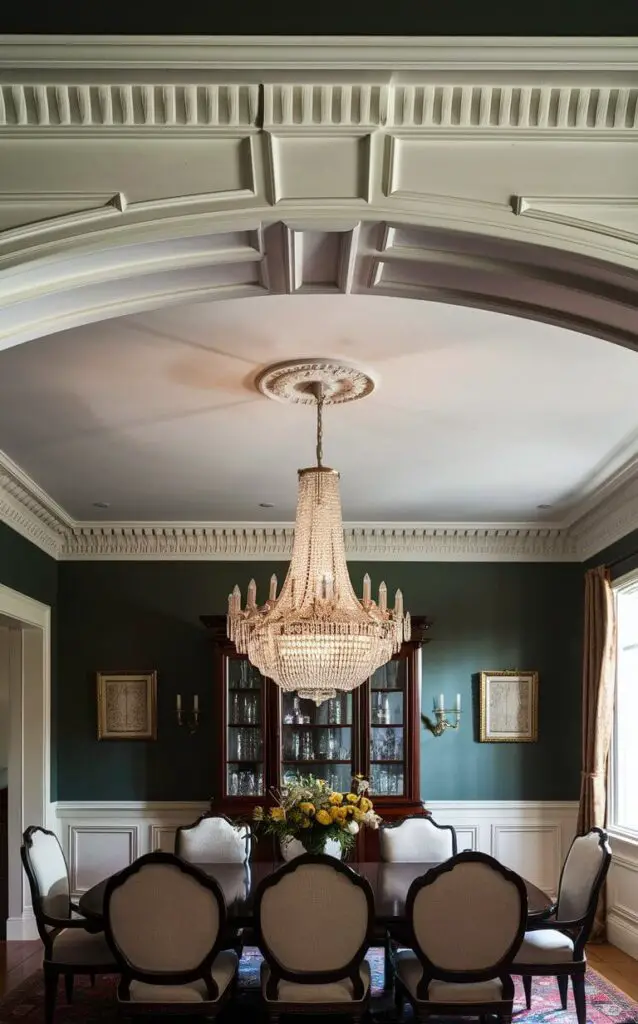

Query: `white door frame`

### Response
(0, 582, 52, 940)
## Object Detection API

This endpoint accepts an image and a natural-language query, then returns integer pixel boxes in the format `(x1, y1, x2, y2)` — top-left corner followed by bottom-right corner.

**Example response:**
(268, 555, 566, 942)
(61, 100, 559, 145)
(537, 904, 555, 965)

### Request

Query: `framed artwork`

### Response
(479, 670, 538, 743)
(97, 671, 157, 740)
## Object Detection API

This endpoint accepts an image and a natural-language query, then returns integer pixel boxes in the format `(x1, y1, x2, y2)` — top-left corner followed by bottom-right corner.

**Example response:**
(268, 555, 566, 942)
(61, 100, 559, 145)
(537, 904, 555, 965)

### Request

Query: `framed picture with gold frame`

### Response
(479, 670, 538, 743)
(97, 671, 157, 740)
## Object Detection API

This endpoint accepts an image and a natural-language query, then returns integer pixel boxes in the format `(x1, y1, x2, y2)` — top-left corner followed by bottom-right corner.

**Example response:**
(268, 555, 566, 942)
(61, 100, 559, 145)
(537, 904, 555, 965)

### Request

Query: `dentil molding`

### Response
(0, 445, 631, 563)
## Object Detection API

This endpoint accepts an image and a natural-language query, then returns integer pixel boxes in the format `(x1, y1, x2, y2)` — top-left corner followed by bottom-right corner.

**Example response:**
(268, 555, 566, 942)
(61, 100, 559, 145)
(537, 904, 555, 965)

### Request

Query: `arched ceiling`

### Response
(2, 292, 638, 529)
(0, 36, 637, 562)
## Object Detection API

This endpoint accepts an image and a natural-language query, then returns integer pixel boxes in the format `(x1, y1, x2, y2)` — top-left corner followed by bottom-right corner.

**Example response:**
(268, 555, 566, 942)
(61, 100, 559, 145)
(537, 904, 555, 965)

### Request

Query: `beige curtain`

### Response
(577, 565, 616, 939)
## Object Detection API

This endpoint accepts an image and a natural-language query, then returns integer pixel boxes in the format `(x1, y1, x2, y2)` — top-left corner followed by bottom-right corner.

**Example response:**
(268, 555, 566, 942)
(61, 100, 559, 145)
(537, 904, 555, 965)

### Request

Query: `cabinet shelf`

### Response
(282, 723, 352, 729)
(228, 723, 261, 728)
(282, 759, 352, 765)
(228, 687, 263, 693)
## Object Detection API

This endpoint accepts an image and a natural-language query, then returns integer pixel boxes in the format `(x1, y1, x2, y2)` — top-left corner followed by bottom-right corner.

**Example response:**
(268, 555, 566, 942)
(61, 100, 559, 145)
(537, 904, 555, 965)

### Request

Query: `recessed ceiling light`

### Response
(259, 502, 275, 508)
(92, 501, 110, 509)
(537, 504, 552, 509)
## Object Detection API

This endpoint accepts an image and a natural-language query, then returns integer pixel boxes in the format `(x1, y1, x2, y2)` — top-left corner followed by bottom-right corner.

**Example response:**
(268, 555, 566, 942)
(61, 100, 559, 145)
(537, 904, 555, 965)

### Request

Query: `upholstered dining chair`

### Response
(394, 851, 528, 1024)
(174, 812, 251, 863)
(175, 812, 251, 955)
(380, 815, 458, 989)
(255, 853, 374, 1024)
(21, 825, 117, 1024)
(380, 815, 458, 862)
(103, 851, 238, 1016)
(512, 827, 612, 1024)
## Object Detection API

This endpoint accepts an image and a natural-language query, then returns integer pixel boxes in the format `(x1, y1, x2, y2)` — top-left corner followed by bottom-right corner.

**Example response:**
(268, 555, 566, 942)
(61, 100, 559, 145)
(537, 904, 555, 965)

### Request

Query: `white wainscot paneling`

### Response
(426, 801, 578, 898)
(607, 835, 638, 959)
(56, 802, 208, 895)
(56, 800, 578, 899)
(69, 826, 138, 894)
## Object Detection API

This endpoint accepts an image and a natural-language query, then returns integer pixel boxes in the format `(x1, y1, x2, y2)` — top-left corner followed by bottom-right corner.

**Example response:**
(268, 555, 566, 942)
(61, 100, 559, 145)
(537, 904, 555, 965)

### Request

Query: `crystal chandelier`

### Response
(227, 360, 410, 705)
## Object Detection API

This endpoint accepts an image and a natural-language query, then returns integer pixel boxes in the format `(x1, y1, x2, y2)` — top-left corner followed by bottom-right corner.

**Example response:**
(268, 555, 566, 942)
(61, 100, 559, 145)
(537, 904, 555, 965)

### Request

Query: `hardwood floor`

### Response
(0, 940, 637, 1000)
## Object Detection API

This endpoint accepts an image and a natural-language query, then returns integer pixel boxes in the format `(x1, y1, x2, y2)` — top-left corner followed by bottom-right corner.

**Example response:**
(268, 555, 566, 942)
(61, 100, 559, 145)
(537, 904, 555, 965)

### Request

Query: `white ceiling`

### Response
(1, 292, 638, 524)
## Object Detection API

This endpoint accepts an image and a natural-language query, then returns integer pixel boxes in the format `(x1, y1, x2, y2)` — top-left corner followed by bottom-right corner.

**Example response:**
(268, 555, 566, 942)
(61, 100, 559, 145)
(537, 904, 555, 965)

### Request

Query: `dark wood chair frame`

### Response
(381, 814, 459, 991)
(512, 826, 612, 1024)
(254, 853, 375, 1024)
(102, 851, 237, 1016)
(21, 825, 115, 1024)
(394, 850, 528, 1024)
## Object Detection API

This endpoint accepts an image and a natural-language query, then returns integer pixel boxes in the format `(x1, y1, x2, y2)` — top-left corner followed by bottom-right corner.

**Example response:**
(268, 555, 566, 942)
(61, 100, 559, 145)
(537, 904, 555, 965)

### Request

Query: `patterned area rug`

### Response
(1, 947, 636, 1023)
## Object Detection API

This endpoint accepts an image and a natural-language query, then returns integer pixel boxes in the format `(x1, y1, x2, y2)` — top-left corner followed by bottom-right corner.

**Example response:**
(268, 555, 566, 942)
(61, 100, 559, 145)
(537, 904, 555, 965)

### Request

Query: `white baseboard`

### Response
(6, 911, 38, 941)
(607, 908, 638, 960)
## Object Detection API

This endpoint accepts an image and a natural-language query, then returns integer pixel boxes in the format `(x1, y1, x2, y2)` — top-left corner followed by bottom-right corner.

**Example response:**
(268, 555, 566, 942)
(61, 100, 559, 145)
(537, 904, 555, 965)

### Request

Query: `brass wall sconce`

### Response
(422, 693, 462, 737)
(176, 693, 200, 734)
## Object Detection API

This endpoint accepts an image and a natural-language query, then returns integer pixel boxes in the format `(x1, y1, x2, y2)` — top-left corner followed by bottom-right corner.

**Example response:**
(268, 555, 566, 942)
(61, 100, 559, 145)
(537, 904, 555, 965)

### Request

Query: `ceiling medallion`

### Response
(227, 359, 410, 705)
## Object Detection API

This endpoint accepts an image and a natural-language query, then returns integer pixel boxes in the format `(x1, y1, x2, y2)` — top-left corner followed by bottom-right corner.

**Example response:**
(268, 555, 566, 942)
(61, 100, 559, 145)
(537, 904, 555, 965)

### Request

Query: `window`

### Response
(611, 575, 638, 835)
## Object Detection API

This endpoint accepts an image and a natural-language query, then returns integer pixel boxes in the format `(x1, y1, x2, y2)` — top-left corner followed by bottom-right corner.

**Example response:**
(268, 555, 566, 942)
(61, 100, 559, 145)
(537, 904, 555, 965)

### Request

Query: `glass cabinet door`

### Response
(225, 658, 266, 798)
(280, 692, 354, 791)
(368, 659, 406, 797)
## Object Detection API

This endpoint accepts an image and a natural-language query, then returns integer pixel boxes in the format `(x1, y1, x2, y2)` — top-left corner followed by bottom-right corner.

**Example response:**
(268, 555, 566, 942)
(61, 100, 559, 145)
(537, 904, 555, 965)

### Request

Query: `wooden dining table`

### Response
(79, 860, 553, 926)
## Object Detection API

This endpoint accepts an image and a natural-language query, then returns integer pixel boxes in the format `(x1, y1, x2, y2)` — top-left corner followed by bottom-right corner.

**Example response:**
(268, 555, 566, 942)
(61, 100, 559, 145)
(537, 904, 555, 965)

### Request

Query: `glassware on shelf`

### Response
(301, 731, 314, 759)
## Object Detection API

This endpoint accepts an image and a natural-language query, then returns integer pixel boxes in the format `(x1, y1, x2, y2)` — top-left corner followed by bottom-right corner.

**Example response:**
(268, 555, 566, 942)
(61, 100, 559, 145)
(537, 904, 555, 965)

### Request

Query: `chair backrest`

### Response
(406, 851, 527, 994)
(255, 854, 373, 997)
(556, 828, 612, 926)
(104, 852, 226, 992)
(380, 815, 457, 863)
(21, 826, 71, 936)
(175, 814, 250, 864)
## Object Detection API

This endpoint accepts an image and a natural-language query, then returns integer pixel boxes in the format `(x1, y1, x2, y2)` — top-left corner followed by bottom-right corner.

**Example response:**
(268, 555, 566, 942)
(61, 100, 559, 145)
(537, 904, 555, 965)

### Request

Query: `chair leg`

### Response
(64, 973, 74, 1004)
(43, 966, 58, 1024)
(522, 975, 532, 1010)
(572, 973, 586, 1024)
(557, 974, 569, 1009)
(384, 934, 394, 991)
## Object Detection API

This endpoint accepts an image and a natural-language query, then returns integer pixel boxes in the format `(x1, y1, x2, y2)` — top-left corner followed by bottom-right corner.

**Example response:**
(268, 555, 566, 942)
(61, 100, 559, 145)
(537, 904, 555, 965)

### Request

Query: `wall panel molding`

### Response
(54, 799, 578, 898)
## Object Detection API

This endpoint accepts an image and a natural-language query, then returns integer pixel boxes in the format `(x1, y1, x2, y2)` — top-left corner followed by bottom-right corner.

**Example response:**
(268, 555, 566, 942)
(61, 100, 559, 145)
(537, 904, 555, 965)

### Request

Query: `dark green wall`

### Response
(57, 559, 583, 802)
(0, 521, 58, 794)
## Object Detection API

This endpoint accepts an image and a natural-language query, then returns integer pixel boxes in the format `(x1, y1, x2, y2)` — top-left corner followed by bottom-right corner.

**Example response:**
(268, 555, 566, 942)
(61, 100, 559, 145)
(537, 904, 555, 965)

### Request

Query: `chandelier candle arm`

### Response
(227, 359, 411, 705)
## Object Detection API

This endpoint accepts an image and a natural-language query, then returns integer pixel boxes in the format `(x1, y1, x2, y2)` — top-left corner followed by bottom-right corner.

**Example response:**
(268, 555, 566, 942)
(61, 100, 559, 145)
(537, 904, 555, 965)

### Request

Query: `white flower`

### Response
(363, 810, 381, 830)
(347, 821, 360, 835)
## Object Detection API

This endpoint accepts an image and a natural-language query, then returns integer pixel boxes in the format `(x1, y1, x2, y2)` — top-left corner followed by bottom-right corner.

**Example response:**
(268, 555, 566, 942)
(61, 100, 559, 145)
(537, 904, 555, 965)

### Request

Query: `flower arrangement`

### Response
(253, 774, 381, 856)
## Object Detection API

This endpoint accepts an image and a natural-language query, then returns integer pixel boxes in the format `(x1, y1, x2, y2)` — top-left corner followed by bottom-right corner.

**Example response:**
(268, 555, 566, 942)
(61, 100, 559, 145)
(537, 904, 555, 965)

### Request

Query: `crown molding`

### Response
(1, 36, 637, 72)
(0, 439, 635, 562)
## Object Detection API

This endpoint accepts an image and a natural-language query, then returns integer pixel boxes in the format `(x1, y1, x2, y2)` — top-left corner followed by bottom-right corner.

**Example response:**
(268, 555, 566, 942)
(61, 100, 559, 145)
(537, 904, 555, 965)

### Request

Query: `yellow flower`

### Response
(328, 792, 344, 805)
(299, 802, 315, 816)
(299, 816, 312, 829)
(315, 810, 331, 826)
(359, 797, 372, 813)
(330, 806, 347, 822)
(270, 807, 286, 822)
(352, 808, 365, 823)
(253, 806, 264, 820)
(346, 793, 359, 804)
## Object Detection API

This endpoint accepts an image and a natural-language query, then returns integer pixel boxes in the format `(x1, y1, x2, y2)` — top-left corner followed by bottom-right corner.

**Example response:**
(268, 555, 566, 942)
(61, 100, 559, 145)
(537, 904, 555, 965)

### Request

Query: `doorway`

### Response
(0, 587, 51, 941)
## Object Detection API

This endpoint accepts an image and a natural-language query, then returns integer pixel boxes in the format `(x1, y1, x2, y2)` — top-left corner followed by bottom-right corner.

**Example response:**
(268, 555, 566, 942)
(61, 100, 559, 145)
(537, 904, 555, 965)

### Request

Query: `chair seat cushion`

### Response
(124, 951, 238, 1004)
(395, 951, 503, 1003)
(50, 928, 115, 966)
(261, 961, 370, 1003)
(514, 929, 575, 965)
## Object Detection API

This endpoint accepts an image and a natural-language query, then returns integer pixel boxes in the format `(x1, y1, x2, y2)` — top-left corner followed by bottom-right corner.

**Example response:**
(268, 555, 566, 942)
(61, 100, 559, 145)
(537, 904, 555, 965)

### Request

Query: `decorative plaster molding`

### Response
(0, 83, 260, 130)
(569, 472, 638, 562)
(0, 450, 71, 558)
(59, 524, 577, 562)
(1, 81, 636, 135)
(1, 37, 637, 72)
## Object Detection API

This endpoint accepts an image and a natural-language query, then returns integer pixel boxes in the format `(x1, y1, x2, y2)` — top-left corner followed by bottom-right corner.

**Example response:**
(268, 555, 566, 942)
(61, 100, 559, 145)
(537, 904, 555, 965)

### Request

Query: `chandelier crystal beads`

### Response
(227, 360, 411, 705)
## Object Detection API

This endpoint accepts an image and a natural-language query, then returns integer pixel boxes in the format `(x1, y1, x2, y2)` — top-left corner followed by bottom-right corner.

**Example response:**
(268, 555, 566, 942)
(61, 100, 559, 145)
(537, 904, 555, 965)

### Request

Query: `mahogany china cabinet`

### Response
(201, 615, 431, 860)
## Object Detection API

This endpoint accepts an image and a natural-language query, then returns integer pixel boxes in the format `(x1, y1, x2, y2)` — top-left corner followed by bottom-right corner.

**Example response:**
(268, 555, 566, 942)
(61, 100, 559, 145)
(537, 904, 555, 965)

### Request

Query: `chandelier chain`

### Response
(316, 393, 324, 468)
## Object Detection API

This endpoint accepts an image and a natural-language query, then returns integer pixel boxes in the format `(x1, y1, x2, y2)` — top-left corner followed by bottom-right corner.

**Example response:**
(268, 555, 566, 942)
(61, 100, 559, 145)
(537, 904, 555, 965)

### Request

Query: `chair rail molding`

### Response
(53, 799, 579, 900)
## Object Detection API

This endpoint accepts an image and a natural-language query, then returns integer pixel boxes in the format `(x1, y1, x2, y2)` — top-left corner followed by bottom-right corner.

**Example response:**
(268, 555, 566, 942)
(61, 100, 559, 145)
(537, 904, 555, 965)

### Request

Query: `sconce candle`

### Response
(422, 692, 463, 738)
(176, 694, 182, 711)
(193, 694, 199, 711)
